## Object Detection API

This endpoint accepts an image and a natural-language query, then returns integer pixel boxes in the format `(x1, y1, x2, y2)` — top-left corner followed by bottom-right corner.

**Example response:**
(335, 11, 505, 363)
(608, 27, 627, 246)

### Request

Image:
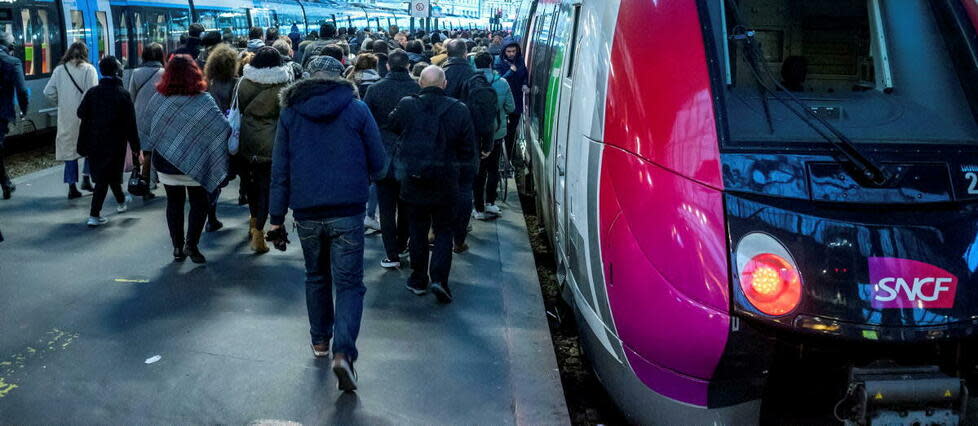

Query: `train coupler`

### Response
(834, 363, 967, 425)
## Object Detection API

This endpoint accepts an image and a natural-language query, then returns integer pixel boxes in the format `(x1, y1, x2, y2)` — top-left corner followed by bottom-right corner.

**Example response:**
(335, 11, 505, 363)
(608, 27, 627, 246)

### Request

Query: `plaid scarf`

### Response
(143, 93, 231, 192)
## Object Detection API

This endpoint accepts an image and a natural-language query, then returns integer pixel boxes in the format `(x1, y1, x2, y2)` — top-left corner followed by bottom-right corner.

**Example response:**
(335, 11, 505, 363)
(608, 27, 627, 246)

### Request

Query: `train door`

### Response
(63, 0, 111, 65)
(551, 1, 574, 264)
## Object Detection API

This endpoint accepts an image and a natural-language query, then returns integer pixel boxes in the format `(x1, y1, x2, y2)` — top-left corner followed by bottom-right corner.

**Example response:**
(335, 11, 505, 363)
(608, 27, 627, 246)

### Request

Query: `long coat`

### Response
(128, 62, 164, 149)
(44, 61, 98, 161)
(76, 78, 140, 184)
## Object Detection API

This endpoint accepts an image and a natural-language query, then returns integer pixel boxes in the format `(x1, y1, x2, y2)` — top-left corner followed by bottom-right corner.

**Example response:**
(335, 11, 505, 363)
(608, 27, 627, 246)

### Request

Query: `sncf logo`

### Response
(869, 257, 958, 309)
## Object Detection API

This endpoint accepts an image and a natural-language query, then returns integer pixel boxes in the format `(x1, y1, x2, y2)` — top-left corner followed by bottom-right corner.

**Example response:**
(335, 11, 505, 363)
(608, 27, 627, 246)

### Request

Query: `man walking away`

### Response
(172, 23, 205, 59)
(443, 39, 498, 251)
(494, 41, 528, 168)
(363, 50, 419, 269)
(388, 66, 475, 303)
(372, 40, 390, 78)
(268, 55, 386, 392)
(301, 23, 343, 67)
(472, 52, 514, 221)
(0, 31, 27, 200)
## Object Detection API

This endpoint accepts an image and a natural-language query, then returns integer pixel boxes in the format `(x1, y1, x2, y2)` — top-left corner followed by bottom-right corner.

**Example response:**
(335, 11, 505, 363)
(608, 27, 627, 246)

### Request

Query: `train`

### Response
(4, 0, 485, 138)
(513, 0, 978, 424)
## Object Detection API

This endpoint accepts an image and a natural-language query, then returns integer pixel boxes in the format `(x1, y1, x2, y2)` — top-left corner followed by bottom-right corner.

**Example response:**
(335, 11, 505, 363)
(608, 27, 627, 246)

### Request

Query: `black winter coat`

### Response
(388, 86, 475, 205)
(364, 70, 419, 178)
(0, 45, 28, 125)
(76, 77, 139, 184)
(443, 57, 476, 100)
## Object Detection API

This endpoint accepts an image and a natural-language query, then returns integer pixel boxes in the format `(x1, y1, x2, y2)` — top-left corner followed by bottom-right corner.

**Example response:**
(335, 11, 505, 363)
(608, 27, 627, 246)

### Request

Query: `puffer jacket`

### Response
(269, 77, 386, 225)
(237, 64, 293, 163)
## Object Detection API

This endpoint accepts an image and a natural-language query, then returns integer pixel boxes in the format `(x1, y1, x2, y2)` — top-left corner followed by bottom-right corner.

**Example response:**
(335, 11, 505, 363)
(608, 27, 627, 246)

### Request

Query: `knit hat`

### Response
(246, 39, 265, 52)
(305, 56, 345, 78)
(251, 46, 284, 69)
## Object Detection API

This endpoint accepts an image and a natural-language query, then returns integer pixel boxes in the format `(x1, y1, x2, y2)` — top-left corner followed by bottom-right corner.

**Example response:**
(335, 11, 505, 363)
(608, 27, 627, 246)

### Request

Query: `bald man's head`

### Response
(446, 39, 468, 59)
(419, 65, 446, 89)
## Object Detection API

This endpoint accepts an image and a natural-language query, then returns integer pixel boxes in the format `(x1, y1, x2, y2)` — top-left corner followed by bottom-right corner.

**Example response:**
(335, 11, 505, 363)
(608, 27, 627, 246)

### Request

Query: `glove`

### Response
(265, 227, 290, 252)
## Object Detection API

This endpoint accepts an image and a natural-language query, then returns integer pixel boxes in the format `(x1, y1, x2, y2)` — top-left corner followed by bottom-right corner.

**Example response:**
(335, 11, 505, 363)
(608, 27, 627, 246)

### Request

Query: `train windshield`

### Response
(704, 0, 978, 147)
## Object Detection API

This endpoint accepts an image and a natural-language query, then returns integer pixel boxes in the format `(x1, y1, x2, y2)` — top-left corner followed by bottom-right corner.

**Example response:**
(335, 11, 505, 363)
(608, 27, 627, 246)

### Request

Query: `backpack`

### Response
(395, 96, 459, 185)
(460, 73, 499, 140)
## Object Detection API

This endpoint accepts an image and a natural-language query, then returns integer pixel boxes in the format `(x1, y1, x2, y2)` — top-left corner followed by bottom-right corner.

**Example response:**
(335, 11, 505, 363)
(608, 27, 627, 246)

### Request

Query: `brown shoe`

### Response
(250, 227, 269, 254)
(311, 343, 329, 358)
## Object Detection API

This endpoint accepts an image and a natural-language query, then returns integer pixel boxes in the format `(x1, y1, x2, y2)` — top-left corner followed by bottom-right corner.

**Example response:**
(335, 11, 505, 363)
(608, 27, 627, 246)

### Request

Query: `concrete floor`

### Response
(0, 166, 569, 425)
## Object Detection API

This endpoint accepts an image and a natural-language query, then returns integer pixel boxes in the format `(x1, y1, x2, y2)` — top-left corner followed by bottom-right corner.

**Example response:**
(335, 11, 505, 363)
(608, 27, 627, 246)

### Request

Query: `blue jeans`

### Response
(63, 158, 90, 184)
(296, 214, 367, 361)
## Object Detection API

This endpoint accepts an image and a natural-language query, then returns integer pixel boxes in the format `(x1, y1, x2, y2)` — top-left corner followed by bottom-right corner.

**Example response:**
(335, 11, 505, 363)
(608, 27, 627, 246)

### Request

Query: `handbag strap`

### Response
(132, 70, 157, 100)
(229, 78, 242, 113)
(63, 64, 84, 95)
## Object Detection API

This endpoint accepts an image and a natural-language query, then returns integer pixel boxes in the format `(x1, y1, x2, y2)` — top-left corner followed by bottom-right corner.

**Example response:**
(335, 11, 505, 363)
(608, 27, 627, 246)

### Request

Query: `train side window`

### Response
(34, 9, 56, 75)
(69, 10, 85, 44)
(20, 9, 34, 76)
(95, 11, 108, 60)
(566, 5, 581, 78)
(167, 9, 189, 53)
(113, 8, 131, 68)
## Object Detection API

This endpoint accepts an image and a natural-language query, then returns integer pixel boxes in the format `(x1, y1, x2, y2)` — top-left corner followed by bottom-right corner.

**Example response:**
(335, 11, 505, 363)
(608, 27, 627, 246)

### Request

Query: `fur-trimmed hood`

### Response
(242, 64, 294, 85)
(279, 77, 356, 122)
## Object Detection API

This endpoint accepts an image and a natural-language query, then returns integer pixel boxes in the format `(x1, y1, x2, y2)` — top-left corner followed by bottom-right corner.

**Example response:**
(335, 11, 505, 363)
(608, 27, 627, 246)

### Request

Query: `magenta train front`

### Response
(517, 0, 978, 423)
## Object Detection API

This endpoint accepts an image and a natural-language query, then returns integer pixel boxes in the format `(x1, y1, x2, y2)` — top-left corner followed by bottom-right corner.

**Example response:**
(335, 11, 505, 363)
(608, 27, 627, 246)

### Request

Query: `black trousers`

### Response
(247, 162, 271, 230)
(233, 155, 251, 200)
(454, 167, 475, 247)
(163, 184, 209, 248)
(474, 140, 502, 211)
(504, 113, 520, 166)
(408, 202, 455, 288)
(0, 122, 9, 187)
(376, 176, 409, 260)
(90, 182, 124, 217)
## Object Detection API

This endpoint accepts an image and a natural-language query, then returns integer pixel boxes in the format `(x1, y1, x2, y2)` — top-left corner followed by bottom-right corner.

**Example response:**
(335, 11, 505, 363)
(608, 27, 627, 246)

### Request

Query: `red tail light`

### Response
(739, 253, 802, 316)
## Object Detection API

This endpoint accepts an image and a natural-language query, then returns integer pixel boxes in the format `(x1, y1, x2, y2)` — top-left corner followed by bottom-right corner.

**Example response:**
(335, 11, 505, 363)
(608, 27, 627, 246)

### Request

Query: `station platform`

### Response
(0, 166, 569, 425)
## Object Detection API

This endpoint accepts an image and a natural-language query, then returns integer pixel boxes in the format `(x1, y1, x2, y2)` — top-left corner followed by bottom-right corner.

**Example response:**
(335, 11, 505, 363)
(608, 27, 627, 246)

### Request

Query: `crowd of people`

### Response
(0, 22, 529, 392)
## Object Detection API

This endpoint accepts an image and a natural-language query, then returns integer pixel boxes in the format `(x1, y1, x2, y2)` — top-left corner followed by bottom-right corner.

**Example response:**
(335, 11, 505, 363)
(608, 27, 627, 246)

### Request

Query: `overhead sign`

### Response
(410, 0, 430, 18)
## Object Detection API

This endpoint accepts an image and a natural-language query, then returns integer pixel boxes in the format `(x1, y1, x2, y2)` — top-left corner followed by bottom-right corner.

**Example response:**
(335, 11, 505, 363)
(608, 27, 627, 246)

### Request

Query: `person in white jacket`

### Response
(44, 41, 98, 199)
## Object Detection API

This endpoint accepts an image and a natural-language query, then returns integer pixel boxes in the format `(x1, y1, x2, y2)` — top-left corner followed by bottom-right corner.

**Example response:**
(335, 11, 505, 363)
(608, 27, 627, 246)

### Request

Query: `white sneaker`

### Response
(364, 216, 381, 231)
(472, 210, 488, 221)
(87, 216, 108, 227)
(117, 195, 132, 213)
(485, 204, 502, 215)
(380, 257, 401, 269)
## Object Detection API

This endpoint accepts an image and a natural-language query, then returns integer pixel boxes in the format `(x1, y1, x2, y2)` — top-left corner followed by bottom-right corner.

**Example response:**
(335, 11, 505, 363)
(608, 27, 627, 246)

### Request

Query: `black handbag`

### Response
(127, 161, 149, 196)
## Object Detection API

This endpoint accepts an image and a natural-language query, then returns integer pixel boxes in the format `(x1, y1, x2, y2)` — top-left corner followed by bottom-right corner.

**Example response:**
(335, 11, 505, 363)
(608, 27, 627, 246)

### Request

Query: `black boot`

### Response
(1, 182, 13, 200)
(67, 184, 82, 199)
(184, 244, 206, 264)
(80, 175, 93, 191)
(173, 246, 187, 262)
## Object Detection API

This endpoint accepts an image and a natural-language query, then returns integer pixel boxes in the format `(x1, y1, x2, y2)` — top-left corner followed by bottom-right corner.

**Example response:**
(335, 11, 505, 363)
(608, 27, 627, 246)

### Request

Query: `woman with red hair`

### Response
(139, 54, 231, 263)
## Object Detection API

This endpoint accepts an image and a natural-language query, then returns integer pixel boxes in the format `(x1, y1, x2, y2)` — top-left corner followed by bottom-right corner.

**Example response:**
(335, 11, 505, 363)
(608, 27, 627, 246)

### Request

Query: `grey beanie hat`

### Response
(246, 39, 266, 52)
(304, 56, 345, 78)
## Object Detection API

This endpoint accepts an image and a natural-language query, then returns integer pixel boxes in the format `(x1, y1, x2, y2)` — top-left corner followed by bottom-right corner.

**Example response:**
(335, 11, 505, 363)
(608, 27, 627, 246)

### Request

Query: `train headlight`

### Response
(736, 233, 803, 316)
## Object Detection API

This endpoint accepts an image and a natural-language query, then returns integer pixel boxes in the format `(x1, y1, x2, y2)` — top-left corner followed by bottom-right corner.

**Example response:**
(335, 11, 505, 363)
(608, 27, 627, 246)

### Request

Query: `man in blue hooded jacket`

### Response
(268, 56, 386, 393)
(493, 41, 528, 167)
